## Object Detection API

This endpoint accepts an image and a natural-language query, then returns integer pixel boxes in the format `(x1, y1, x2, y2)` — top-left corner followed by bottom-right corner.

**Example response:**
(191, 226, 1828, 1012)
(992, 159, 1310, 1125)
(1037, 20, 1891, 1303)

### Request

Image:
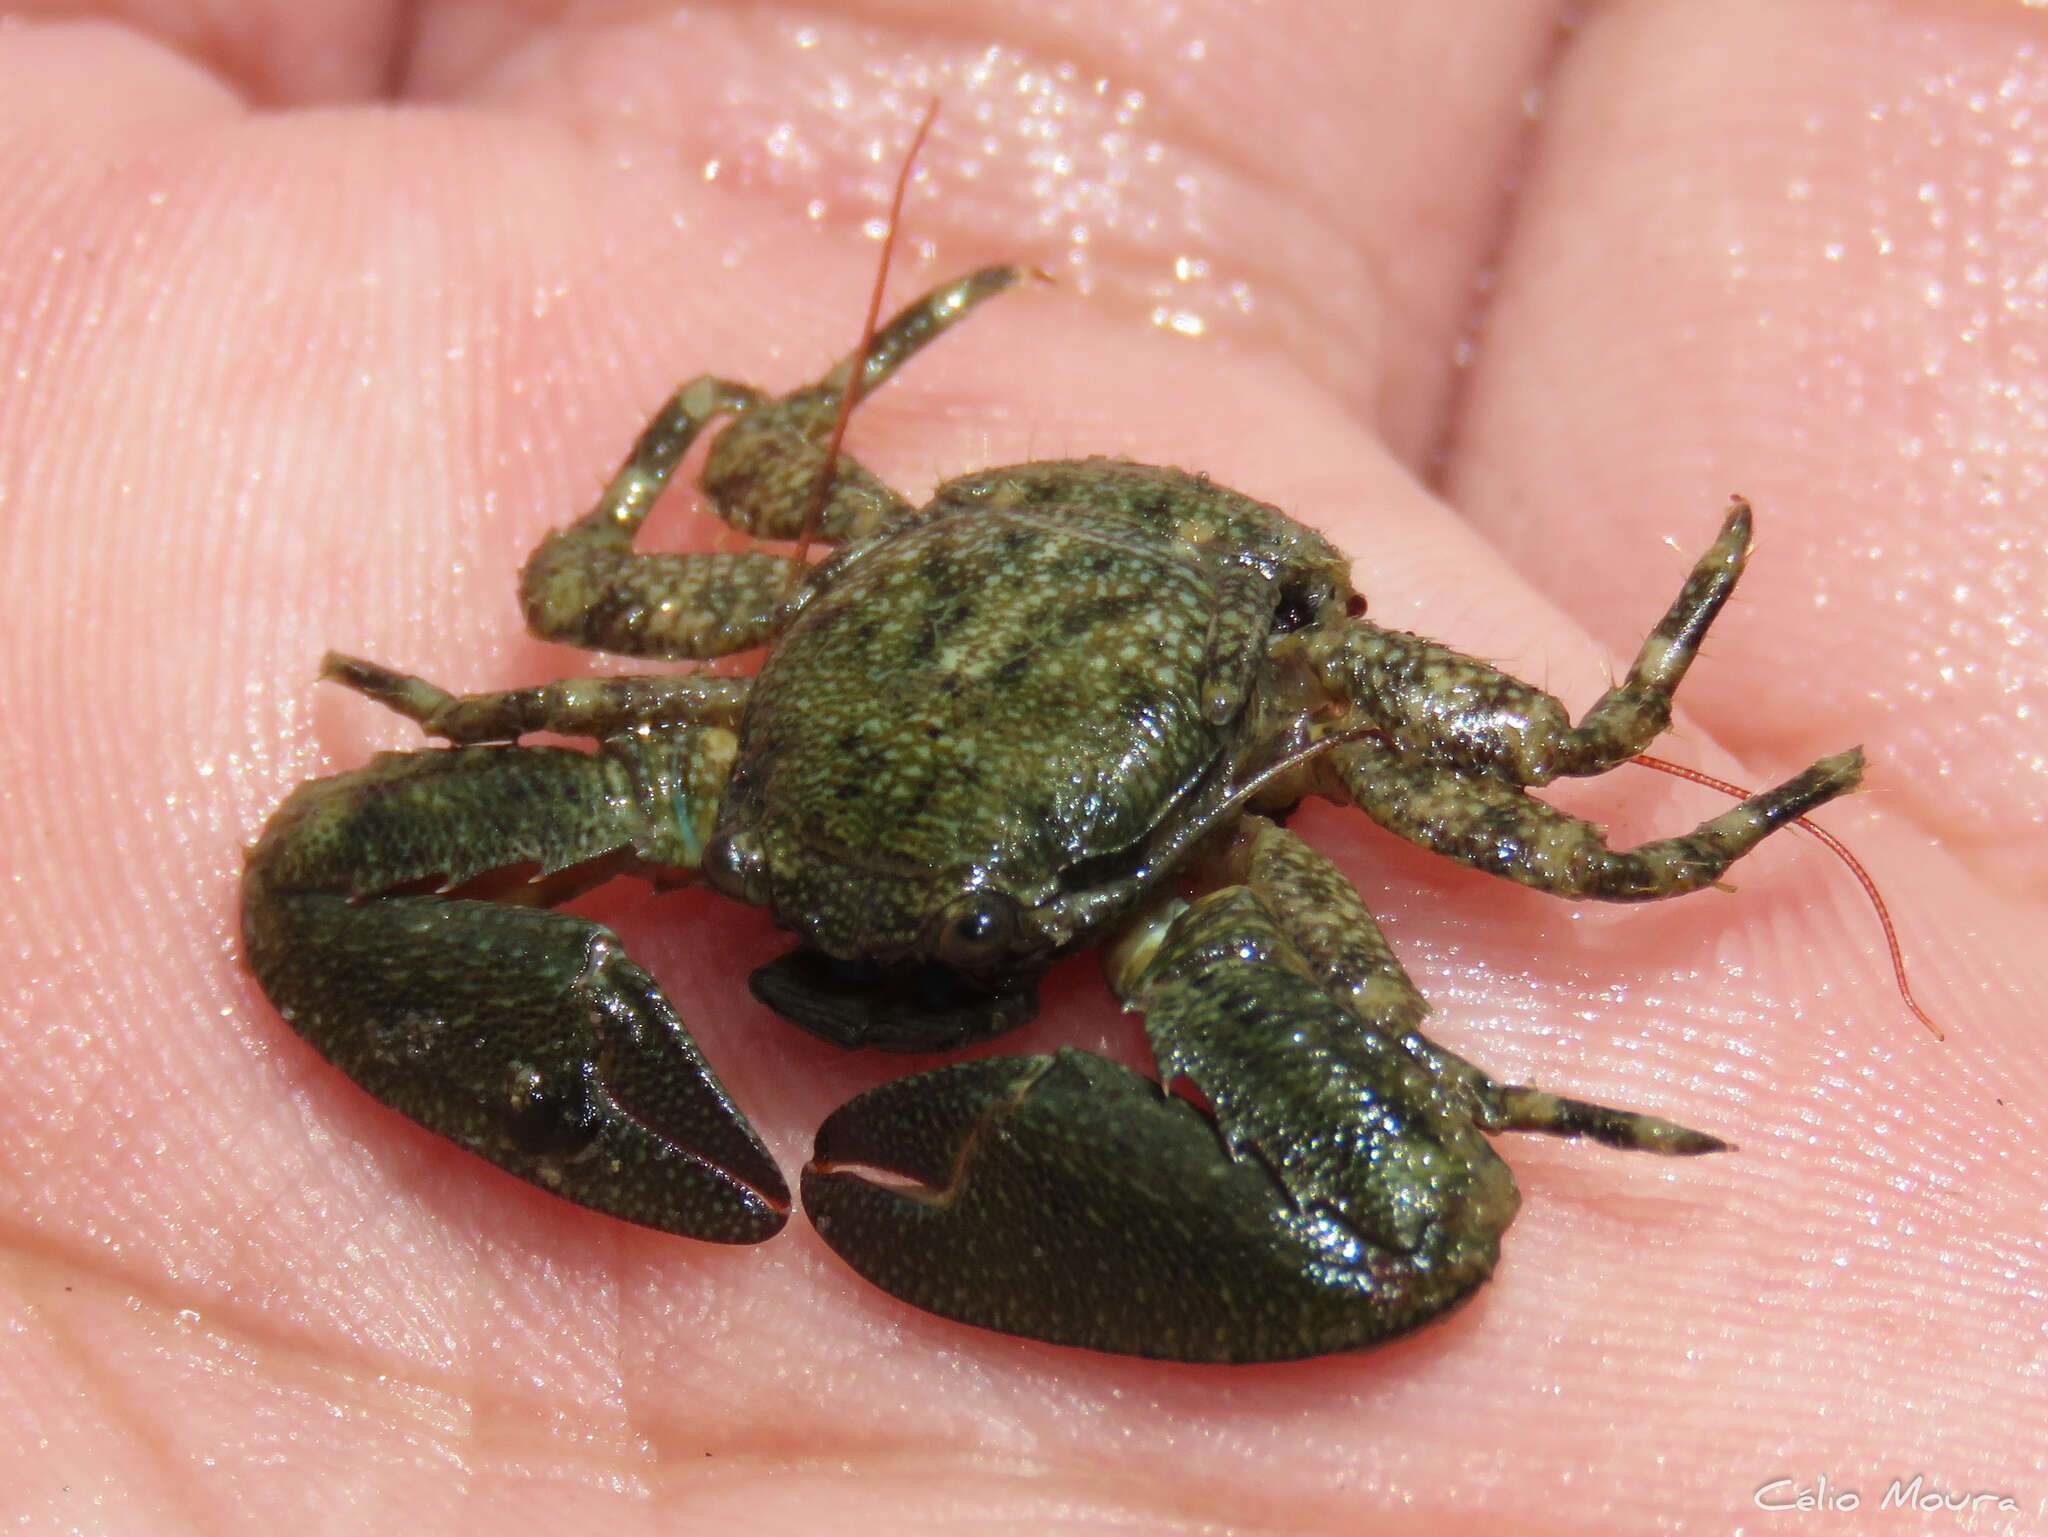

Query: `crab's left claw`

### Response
(802, 875, 1532, 1360)
(804, 838, 1732, 1361)
(805, 1046, 1508, 1361)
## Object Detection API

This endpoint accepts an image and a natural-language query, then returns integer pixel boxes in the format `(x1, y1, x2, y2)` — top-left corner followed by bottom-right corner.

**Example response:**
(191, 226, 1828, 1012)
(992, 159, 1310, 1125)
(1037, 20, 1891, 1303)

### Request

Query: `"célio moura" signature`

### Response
(1753, 1474, 2021, 1516)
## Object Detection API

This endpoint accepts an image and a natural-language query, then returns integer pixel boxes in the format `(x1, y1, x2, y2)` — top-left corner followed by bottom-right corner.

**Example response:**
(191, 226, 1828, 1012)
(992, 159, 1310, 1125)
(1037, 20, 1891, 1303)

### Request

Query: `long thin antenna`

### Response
(1630, 753, 1943, 1040)
(790, 98, 940, 575)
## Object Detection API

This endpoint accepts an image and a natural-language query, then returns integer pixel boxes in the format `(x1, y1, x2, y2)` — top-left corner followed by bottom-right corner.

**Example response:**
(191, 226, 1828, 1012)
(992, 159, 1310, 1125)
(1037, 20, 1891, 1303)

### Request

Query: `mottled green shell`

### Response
(716, 459, 1347, 963)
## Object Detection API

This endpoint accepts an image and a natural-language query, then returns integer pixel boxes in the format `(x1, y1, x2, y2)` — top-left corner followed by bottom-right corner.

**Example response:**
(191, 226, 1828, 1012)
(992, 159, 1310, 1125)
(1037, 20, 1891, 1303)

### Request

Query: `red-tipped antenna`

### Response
(1630, 753, 1943, 1040)
(790, 98, 941, 575)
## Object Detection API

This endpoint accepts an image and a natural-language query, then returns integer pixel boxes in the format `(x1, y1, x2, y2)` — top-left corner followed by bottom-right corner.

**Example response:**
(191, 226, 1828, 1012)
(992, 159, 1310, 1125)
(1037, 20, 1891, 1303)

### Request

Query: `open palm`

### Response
(4, 5, 2041, 1532)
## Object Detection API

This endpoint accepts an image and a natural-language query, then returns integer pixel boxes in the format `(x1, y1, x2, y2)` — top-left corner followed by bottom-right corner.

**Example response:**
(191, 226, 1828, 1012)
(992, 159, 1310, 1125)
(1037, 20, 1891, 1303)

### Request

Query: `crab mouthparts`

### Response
(748, 946, 1039, 1054)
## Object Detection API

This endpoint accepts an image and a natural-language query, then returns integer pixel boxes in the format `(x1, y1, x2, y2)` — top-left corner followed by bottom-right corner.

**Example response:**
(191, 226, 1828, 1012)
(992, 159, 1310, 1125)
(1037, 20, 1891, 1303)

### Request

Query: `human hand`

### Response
(2, 5, 2038, 1531)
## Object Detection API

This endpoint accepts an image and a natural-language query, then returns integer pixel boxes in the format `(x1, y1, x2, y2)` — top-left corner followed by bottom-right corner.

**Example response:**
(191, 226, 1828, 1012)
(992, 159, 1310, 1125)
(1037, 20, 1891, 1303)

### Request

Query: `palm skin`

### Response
(2, 4, 2041, 1532)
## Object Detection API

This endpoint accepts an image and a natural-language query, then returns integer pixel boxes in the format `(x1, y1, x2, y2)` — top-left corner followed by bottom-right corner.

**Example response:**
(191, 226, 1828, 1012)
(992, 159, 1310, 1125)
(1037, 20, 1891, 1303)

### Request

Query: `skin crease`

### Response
(1, 0, 2043, 1531)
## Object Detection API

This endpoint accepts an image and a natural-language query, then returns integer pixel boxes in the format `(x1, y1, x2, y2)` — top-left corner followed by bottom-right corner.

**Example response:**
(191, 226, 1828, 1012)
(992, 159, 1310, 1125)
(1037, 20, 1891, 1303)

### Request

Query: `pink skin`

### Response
(2, 4, 2041, 1532)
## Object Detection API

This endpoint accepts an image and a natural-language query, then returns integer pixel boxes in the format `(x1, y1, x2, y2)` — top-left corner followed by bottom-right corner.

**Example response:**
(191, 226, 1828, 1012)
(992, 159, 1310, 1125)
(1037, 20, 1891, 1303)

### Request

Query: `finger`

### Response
(1442, 3, 2046, 1526)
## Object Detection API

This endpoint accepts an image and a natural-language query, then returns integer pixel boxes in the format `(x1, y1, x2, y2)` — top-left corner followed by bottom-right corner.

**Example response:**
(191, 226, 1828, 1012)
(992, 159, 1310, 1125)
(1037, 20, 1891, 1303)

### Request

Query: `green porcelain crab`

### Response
(243, 265, 1860, 1362)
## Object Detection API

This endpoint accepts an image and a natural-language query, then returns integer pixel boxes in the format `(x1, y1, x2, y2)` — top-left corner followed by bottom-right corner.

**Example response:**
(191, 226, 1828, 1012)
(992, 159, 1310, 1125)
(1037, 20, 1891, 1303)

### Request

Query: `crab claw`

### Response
(802, 1047, 1495, 1362)
(246, 874, 789, 1243)
(243, 741, 791, 1243)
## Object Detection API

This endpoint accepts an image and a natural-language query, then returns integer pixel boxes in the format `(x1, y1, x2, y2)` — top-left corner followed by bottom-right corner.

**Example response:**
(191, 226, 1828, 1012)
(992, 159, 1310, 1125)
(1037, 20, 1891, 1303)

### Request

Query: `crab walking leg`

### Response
(1327, 735, 1862, 900)
(696, 265, 1035, 540)
(243, 726, 789, 1240)
(1197, 812, 1428, 1034)
(519, 375, 791, 659)
(1209, 819, 1727, 1156)
(1298, 501, 1759, 784)
(1283, 502, 1863, 898)
(519, 267, 1033, 660)
(320, 652, 750, 743)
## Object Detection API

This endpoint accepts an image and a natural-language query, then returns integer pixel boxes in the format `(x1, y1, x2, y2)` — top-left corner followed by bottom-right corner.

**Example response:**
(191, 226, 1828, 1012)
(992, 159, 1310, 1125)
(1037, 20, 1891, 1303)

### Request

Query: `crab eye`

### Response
(937, 889, 1022, 970)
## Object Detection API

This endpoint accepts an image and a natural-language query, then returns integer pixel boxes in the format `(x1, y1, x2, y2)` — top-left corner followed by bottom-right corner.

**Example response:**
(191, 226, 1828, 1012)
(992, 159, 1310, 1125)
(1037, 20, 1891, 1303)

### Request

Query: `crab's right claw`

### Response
(247, 876, 790, 1240)
(802, 1047, 1490, 1362)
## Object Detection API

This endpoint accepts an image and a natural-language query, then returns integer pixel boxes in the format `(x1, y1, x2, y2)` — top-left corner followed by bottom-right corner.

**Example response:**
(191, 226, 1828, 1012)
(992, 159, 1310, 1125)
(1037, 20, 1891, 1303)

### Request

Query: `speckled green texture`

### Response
(243, 733, 783, 1240)
(244, 268, 1862, 1361)
(715, 458, 1350, 974)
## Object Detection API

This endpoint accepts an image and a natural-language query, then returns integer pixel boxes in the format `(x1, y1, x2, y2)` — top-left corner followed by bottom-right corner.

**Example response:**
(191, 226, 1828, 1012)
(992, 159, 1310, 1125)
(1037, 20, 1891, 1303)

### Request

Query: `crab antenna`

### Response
(1629, 753, 1942, 1040)
(790, 97, 940, 576)
(1218, 719, 1394, 821)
